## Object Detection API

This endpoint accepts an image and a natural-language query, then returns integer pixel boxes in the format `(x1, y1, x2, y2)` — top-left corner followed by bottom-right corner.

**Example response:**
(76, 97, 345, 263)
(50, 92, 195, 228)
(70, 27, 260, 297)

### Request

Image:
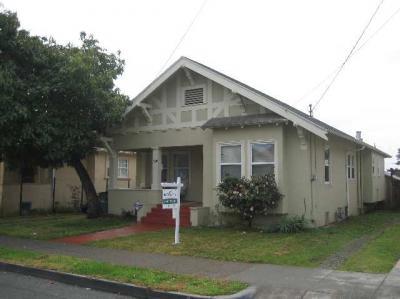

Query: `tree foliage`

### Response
(0, 9, 129, 217)
(217, 175, 283, 227)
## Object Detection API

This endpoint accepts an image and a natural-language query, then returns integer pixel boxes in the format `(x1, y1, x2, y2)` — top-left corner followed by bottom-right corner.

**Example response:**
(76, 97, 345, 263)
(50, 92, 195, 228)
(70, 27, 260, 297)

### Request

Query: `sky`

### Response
(3, 0, 400, 168)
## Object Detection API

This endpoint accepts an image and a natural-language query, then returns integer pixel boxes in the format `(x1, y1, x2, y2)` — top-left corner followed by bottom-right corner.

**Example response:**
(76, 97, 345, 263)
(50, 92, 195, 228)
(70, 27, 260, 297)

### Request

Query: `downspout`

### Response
(356, 145, 366, 213)
(309, 133, 314, 221)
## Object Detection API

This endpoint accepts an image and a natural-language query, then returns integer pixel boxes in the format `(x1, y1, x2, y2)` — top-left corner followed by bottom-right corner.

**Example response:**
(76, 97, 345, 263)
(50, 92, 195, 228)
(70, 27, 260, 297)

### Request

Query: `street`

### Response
(0, 271, 135, 299)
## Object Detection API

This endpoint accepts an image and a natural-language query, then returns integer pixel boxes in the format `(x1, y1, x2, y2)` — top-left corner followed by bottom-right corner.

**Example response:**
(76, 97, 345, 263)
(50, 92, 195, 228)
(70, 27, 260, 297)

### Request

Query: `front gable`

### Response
(121, 57, 328, 140)
(123, 68, 274, 132)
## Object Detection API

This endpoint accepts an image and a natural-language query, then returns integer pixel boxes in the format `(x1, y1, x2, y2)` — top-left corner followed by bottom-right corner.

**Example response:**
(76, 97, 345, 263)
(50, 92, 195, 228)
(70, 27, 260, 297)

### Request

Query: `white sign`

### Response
(162, 189, 178, 200)
(161, 177, 183, 244)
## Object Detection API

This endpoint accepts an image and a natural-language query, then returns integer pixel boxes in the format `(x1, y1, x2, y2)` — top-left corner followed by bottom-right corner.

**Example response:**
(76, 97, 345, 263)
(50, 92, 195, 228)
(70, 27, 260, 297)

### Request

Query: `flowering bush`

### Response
(217, 174, 283, 227)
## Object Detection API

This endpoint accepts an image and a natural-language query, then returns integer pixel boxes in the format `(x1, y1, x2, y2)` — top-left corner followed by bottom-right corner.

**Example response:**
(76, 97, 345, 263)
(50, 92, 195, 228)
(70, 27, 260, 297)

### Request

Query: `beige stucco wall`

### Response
(1, 151, 136, 215)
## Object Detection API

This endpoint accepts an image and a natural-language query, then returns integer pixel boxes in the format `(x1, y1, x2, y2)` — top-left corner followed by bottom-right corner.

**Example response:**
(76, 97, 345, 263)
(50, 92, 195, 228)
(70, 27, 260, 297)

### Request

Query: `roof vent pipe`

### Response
(356, 131, 362, 141)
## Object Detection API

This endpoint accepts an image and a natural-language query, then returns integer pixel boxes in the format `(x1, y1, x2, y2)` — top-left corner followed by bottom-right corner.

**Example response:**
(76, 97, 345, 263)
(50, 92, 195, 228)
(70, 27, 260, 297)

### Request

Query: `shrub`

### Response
(217, 174, 283, 228)
(268, 215, 308, 233)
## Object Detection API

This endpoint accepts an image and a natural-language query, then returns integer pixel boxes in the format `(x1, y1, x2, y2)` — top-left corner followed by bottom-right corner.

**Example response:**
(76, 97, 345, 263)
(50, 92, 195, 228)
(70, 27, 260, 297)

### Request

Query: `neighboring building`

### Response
(104, 57, 390, 227)
(0, 149, 136, 216)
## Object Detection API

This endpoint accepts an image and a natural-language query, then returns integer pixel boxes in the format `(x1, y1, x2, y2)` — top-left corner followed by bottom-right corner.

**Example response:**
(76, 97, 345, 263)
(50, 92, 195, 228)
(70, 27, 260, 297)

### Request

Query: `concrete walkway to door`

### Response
(1, 235, 399, 298)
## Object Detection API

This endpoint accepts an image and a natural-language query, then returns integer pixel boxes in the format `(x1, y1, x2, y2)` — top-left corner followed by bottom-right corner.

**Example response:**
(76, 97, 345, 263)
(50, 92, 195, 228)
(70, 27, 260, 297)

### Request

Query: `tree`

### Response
(217, 175, 283, 228)
(0, 9, 129, 217)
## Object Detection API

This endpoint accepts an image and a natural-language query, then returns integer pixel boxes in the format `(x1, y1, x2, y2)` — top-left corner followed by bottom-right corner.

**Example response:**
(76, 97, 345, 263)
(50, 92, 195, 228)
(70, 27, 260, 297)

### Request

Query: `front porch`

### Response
(107, 145, 209, 226)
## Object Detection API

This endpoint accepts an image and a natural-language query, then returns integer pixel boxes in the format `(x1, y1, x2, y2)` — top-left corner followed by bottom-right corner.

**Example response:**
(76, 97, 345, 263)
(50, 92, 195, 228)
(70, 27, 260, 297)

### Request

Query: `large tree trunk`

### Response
(71, 159, 101, 218)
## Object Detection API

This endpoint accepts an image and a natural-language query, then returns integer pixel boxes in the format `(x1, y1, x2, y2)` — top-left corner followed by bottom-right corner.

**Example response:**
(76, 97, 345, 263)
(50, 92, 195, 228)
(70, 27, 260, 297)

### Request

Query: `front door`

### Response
(161, 151, 190, 200)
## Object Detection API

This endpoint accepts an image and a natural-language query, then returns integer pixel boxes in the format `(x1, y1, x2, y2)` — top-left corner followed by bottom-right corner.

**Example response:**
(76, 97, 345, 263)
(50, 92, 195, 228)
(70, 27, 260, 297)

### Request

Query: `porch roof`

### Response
(201, 113, 288, 129)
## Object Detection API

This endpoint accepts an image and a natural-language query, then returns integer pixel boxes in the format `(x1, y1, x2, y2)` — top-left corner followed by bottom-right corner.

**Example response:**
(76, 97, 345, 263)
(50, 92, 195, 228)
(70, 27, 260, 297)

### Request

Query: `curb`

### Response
(0, 262, 256, 299)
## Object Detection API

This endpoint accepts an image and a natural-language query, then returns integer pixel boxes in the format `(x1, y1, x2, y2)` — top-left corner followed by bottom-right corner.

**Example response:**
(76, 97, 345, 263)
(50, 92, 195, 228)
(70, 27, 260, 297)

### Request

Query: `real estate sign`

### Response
(161, 177, 183, 244)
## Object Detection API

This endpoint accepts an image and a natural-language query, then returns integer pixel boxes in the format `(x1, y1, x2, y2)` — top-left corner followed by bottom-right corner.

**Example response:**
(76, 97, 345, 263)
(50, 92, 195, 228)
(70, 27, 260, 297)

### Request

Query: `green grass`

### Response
(0, 214, 132, 240)
(0, 247, 247, 296)
(92, 211, 400, 269)
(340, 223, 400, 273)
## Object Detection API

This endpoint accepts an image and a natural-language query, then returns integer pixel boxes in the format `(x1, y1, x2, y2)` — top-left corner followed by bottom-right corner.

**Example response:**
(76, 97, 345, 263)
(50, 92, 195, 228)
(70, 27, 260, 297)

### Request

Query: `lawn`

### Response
(0, 247, 247, 296)
(0, 213, 132, 240)
(340, 223, 400, 273)
(92, 211, 400, 271)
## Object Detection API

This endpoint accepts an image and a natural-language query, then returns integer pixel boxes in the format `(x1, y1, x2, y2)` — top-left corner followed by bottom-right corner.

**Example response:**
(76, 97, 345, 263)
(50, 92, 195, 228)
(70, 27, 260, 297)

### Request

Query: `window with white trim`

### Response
(250, 142, 275, 176)
(372, 155, 375, 176)
(347, 154, 355, 179)
(324, 147, 331, 183)
(118, 159, 129, 178)
(220, 144, 242, 180)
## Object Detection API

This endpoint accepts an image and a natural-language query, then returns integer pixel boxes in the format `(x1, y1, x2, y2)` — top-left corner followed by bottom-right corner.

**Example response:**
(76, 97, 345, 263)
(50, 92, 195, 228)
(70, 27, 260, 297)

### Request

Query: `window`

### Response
(21, 166, 35, 183)
(347, 154, 355, 180)
(184, 87, 204, 105)
(118, 159, 128, 178)
(173, 153, 189, 184)
(324, 147, 331, 183)
(372, 155, 375, 176)
(250, 142, 275, 176)
(220, 144, 242, 180)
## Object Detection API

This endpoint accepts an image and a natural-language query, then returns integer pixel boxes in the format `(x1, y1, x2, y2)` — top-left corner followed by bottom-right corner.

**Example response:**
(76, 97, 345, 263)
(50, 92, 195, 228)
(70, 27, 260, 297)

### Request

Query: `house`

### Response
(101, 57, 390, 227)
(0, 149, 136, 216)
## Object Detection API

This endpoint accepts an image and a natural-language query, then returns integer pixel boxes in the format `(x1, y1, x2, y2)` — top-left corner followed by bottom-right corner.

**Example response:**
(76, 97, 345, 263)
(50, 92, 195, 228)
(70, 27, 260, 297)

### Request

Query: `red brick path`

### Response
(52, 223, 166, 245)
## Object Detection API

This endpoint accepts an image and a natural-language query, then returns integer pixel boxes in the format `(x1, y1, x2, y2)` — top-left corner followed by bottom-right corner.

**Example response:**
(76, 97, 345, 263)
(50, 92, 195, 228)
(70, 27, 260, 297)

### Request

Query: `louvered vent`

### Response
(184, 88, 204, 105)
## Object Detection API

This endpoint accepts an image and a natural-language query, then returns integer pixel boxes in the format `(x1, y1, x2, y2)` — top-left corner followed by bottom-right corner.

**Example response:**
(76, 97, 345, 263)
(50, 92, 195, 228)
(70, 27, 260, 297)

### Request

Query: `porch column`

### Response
(108, 153, 118, 190)
(100, 137, 118, 190)
(151, 147, 162, 190)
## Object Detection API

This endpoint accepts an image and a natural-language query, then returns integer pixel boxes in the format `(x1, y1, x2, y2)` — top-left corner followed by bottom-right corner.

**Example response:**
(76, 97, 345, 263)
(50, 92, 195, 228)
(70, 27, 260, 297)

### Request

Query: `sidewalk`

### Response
(1, 235, 399, 298)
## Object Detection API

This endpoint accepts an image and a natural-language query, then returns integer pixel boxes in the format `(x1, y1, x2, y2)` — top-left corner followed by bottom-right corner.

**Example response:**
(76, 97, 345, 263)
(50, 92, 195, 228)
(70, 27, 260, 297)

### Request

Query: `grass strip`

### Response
(340, 224, 400, 273)
(0, 247, 247, 296)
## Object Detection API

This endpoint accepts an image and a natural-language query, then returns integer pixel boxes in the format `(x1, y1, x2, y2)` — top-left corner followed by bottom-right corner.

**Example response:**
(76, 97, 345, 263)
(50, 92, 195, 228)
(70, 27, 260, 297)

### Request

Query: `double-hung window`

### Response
(347, 154, 355, 179)
(220, 144, 242, 180)
(118, 159, 129, 178)
(324, 147, 331, 183)
(250, 142, 275, 176)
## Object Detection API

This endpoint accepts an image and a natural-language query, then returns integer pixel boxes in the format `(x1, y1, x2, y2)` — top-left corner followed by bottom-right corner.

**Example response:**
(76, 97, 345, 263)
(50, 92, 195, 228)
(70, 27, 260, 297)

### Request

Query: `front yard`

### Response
(0, 213, 132, 240)
(92, 211, 400, 273)
(0, 247, 246, 296)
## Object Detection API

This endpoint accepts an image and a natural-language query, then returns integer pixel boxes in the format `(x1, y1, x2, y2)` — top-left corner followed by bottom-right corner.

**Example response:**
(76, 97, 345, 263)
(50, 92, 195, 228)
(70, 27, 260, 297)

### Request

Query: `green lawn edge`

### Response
(0, 247, 247, 296)
(0, 213, 132, 240)
(90, 211, 400, 272)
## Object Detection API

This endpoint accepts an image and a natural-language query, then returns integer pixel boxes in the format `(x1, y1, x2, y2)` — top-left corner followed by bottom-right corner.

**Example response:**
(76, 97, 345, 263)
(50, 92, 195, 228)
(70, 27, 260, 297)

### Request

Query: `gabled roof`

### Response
(125, 56, 390, 158)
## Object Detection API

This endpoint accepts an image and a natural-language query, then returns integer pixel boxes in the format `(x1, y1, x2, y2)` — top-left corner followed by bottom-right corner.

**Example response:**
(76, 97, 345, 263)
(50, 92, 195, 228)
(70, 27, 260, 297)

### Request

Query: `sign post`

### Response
(161, 177, 183, 245)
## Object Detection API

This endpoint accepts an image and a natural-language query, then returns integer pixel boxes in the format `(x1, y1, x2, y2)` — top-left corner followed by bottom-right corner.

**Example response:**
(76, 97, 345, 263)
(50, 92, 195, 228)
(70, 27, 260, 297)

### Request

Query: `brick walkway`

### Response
(52, 223, 166, 244)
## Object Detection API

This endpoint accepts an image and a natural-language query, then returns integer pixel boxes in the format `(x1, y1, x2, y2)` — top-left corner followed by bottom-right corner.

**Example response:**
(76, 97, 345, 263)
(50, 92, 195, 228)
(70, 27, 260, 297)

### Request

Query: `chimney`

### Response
(356, 131, 362, 141)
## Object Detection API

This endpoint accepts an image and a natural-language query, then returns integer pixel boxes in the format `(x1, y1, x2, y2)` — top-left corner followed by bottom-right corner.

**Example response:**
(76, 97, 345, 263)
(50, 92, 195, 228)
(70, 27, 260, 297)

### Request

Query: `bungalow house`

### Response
(0, 149, 136, 216)
(102, 57, 390, 227)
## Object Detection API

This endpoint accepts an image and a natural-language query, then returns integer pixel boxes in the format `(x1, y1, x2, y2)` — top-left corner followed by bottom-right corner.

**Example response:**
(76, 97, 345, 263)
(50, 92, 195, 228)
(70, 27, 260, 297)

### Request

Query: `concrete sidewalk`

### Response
(0, 235, 399, 298)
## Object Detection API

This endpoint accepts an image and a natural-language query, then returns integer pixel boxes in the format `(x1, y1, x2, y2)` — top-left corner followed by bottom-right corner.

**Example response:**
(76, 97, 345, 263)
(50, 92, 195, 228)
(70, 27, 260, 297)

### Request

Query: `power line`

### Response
(311, 0, 385, 113)
(294, 4, 400, 107)
(157, 0, 208, 75)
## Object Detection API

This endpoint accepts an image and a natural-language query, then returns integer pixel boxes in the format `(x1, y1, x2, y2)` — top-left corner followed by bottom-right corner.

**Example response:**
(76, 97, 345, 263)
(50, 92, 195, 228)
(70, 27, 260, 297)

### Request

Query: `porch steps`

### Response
(141, 204, 191, 227)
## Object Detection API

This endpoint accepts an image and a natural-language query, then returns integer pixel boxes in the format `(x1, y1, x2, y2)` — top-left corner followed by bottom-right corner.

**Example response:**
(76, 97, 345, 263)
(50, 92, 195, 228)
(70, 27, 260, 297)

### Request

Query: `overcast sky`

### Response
(3, 0, 399, 168)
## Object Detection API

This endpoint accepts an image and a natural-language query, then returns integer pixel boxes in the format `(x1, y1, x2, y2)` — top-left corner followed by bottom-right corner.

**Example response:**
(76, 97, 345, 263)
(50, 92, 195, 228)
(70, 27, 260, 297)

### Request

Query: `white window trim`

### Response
(248, 140, 277, 181)
(216, 141, 244, 184)
(181, 84, 207, 107)
(118, 158, 129, 178)
(324, 145, 331, 184)
(346, 152, 356, 180)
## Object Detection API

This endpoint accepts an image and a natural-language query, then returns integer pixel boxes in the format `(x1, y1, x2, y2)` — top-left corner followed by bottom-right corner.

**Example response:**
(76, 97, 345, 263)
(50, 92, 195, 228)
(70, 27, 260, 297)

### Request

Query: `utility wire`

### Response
(311, 0, 385, 112)
(294, 4, 400, 107)
(157, 0, 208, 75)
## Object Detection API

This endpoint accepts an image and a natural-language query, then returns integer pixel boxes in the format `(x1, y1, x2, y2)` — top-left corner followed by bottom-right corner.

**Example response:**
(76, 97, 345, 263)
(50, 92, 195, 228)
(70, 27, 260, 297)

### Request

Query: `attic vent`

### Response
(184, 88, 204, 105)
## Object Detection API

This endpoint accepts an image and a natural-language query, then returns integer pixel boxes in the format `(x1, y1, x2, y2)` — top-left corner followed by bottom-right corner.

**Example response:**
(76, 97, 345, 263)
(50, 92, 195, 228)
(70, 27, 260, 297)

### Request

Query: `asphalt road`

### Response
(0, 271, 135, 299)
